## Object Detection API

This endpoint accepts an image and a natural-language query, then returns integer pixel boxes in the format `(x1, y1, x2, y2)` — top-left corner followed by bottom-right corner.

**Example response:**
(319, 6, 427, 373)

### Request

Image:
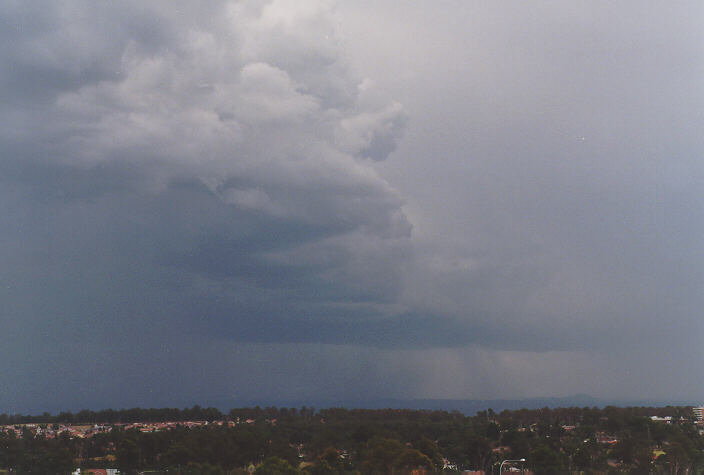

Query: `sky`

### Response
(1, 0, 703, 413)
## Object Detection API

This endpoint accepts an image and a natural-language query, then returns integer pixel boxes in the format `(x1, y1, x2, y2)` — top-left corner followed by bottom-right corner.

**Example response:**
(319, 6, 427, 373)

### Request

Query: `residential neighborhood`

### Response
(1, 405, 703, 473)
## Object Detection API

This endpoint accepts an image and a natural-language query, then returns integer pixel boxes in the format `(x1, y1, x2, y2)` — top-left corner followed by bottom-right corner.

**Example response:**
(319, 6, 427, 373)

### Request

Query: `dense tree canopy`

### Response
(0, 405, 702, 473)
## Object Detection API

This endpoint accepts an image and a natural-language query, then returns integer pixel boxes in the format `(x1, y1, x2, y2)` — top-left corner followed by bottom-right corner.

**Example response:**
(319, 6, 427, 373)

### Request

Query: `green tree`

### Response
(256, 456, 299, 475)
(394, 448, 433, 472)
(486, 422, 500, 441)
(414, 437, 443, 469)
(527, 444, 565, 475)
(463, 434, 491, 472)
(117, 438, 140, 473)
(362, 438, 404, 474)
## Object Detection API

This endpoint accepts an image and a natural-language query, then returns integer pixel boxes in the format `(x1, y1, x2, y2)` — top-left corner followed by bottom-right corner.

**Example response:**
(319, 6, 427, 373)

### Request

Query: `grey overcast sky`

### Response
(1, 0, 703, 413)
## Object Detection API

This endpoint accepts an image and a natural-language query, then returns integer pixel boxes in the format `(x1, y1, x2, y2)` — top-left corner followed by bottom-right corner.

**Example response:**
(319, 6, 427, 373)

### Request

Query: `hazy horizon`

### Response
(8, 395, 704, 418)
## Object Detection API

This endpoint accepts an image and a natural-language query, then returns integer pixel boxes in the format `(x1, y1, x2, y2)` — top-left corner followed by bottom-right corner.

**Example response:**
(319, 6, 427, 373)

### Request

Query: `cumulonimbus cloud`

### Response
(0, 0, 413, 343)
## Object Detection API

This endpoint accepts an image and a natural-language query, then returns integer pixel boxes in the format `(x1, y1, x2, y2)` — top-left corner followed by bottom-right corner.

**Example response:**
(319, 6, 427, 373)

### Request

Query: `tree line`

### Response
(0, 405, 224, 425)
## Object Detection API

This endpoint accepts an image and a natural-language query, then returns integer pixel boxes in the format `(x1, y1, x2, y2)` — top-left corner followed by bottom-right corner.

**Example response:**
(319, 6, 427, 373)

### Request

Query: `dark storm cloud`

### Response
(0, 0, 417, 410)
(1, 0, 703, 410)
